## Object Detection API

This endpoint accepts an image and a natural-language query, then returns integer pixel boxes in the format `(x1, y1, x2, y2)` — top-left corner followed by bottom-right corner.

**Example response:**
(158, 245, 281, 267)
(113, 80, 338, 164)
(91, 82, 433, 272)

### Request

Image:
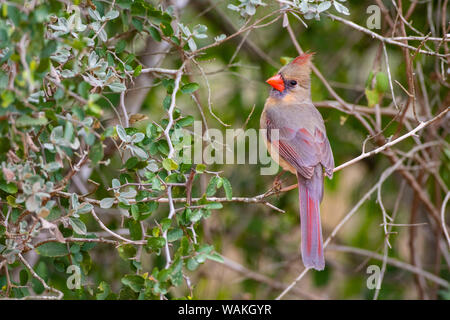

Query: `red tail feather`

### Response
(297, 168, 325, 270)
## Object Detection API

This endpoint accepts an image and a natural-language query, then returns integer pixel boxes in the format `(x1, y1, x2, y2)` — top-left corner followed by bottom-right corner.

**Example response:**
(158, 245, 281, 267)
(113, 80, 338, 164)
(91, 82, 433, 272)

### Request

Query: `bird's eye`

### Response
(289, 80, 297, 86)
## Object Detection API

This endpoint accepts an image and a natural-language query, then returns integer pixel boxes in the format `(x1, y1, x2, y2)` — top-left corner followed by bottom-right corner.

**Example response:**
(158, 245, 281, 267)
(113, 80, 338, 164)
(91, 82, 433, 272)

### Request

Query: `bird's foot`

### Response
(266, 170, 285, 196)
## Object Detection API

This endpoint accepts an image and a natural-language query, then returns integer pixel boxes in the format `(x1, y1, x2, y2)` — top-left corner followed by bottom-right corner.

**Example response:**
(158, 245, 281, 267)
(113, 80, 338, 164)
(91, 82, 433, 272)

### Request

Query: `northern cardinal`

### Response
(261, 53, 334, 270)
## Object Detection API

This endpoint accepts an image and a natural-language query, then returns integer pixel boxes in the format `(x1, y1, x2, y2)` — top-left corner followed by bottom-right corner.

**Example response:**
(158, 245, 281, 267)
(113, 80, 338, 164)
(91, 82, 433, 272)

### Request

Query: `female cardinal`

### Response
(261, 53, 334, 270)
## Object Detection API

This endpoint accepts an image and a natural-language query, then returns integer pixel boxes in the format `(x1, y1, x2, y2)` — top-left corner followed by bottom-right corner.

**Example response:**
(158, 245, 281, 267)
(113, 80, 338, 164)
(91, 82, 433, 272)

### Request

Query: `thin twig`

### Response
(442, 192, 450, 248)
(18, 254, 63, 300)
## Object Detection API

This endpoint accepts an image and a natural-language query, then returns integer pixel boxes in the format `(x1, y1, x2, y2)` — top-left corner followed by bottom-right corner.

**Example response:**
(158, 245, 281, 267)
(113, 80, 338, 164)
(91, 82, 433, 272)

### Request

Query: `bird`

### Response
(260, 53, 334, 271)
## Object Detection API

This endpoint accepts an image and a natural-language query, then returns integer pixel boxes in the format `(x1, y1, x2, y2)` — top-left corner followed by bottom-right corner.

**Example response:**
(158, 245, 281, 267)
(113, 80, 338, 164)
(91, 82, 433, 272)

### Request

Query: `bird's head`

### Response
(266, 52, 314, 100)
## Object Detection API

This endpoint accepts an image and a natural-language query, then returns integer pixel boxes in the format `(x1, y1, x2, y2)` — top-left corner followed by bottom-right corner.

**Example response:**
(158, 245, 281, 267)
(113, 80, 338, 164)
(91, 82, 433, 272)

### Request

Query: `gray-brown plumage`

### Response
(261, 53, 334, 270)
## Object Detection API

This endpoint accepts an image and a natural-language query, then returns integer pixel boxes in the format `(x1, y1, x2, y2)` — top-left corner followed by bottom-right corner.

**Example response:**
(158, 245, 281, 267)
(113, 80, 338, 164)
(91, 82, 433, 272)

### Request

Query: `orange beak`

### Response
(266, 74, 285, 92)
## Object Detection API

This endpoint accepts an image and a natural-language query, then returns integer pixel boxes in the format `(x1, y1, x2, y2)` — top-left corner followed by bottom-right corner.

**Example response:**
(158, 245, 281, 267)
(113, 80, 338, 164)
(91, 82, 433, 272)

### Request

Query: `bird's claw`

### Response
(267, 170, 285, 195)
(272, 175, 283, 192)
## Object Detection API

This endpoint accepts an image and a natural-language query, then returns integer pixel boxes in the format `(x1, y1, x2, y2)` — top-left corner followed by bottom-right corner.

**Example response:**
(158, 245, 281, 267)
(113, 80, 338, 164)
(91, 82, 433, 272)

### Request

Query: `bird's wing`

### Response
(313, 127, 334, 178)
(265, 112, 334, 180)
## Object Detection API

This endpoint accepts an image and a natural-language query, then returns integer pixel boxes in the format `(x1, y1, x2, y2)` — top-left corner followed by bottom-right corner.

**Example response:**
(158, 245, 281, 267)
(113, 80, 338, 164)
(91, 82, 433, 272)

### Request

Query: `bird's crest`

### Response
(279, 52, 314, 84)
(292, 52, 315, 65)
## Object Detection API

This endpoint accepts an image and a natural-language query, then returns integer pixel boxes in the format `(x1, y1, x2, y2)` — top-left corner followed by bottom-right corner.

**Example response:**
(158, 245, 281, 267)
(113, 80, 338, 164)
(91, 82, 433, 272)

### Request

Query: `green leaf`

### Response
(108, 82, 126, 92)
(118, 244, 137, 260)
(375, 72, 389, 93)
(180, 82, 199, 94)
(204, 202, 223, 210)
(44, 161, 62, 172)
(96, 281, 113, 300)
(365, 88, 380, 108)
(152, 226, 160, 237)
(125, 157, 140, 170)
(280, 56, 294, 65)
(160, 22, 173, 36)
(89, 141, 104, 165)
(100, 197, 115, 209)
(81, 236, 97, 251)
(146, 123, 157, 138)
(143, 201, 159, 216)
(148, 8, 172, 24)
(119, 188, 137, 199)
(118, 286, 138, 299)
(131, 17, 143, 32)
(177, 115, 194, 127)
(41, 40, 57, 58)
(317, 1, 332, 13)
(151, 176, 162, 191)
(148, 26, 161, 42)
(162, 158, 179, 171)
(104, 10, 119, 20)
(127, 219, 142, 241)
(187, 38, 197, 51)
(221, 177, 232, 200)
(197, 244, 213, 254)
(163, 96, 171, 110)
(121, 274, 144, 292)
(206, 252, 224, 263)
(186, 257, 199, 271)
(206, 176, 219, 196)
(76, 202, 93, 215)
(112, 179, 121, 189)
(189, 209, 203, 223)
(116, 40, 126, 54)
(130, 145, 147, 159)
(169, 258, 183, 286)
(0, 71, 7, 89)
(197, 253, 209, 264)
(19, 269, 29, 285)
(178, 208, 191, 226)
(36, 243, 69, 257)
(157, 140, 169, 155)
(16, 115, 48, 127)
(69, 217, 87, 235)
(31, 262, 47, 294)
(133, 64, 142, 77)
(6, 195, 17, 208)
(167, 228, 183, 242)
(0, 182, 17, 194)
(70, 244, 80, 254)
(36, 58, 50, 74)
(1, 90, 14, 108)
(180, 236, 190, 255)
(116, 125, 128, 142)
(7, 5, 21, 26)
(365, 70, 374, 87)
(160, 218, 172, 232)
(196, 164, 206, 173)
(64, 121, 74, 142)
(131, 204, 139, 220)
(146, 237, 166, 251)
(216, 177, 223, 189)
